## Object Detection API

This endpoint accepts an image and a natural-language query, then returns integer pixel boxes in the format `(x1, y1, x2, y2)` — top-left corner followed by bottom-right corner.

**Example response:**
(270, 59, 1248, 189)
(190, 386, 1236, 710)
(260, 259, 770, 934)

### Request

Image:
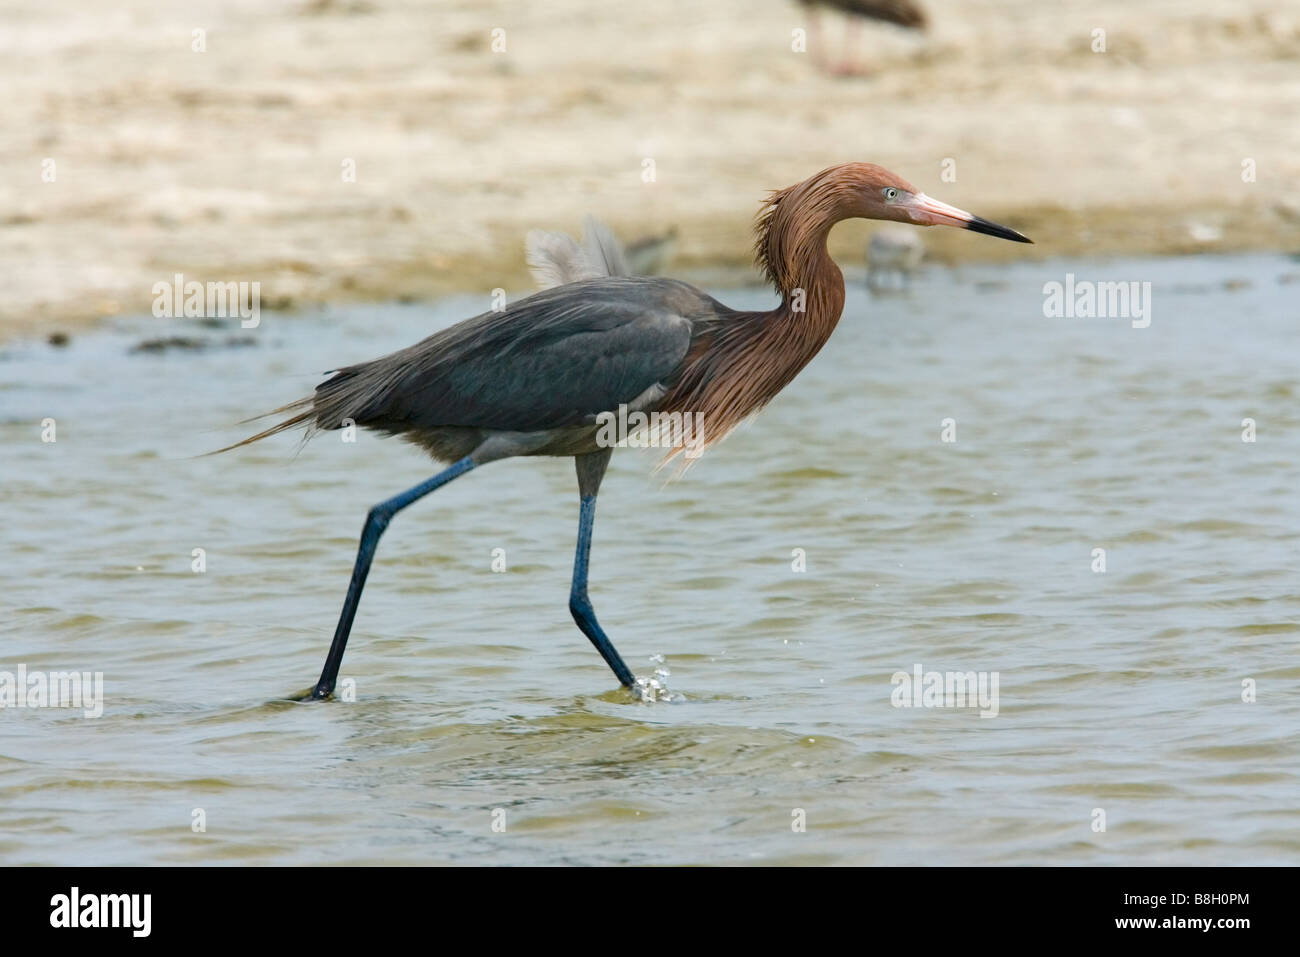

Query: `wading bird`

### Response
(624, 226, 679, 276)
(223, 163, 1031, 699)
(866, 225, 925, 293)
(798, 0, 928, 75)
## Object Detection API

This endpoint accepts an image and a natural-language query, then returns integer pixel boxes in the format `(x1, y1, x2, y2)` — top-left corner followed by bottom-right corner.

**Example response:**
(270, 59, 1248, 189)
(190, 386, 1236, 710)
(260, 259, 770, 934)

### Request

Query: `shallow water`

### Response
(2, 253, 1298, 865)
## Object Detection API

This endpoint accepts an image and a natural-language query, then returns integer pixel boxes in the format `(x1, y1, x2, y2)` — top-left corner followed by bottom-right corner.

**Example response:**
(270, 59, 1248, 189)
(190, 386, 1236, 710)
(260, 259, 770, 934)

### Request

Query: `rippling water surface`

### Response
(3, 254, 1298, 865)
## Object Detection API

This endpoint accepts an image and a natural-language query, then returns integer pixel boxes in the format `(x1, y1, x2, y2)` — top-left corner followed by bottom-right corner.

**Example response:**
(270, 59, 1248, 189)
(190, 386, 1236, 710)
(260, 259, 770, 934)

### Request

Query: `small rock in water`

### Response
(131, 336, 209, 353)
(130, 335, 259, 354)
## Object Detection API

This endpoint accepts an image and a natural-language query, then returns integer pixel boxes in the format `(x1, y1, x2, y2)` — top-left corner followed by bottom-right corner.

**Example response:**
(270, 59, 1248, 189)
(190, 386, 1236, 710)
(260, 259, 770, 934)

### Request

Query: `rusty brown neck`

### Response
(654, 185, 857, 463)
(753, 200, 848, 376)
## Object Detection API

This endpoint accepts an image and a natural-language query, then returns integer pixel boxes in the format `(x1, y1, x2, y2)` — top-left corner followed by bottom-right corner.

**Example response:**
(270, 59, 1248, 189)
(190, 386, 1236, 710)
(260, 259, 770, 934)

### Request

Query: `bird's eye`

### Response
(883, 187, 899, 201)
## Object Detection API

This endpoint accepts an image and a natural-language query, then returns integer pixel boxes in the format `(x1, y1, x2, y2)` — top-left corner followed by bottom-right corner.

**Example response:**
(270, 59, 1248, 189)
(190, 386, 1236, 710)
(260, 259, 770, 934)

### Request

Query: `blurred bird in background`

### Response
(798, 0, 928, 75)
(866, 225, 925, 293)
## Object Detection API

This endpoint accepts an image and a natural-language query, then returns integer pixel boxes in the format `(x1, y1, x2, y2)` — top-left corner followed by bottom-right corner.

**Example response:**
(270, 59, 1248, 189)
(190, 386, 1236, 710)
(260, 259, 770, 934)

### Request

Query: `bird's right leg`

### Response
(301, 456, 476, 700)
(808, 8, 826, 72)
(568, 449, 636, 688)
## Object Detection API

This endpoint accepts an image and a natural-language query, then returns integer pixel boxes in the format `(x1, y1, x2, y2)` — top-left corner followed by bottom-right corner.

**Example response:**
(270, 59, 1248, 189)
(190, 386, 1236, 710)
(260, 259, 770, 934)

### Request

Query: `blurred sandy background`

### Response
(2, 0, 1297, 340)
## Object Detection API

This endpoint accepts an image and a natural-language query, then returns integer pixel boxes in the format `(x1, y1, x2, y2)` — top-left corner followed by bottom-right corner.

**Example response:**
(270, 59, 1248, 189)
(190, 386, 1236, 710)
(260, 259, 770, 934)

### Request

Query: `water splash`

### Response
(632, 654, 683, 703)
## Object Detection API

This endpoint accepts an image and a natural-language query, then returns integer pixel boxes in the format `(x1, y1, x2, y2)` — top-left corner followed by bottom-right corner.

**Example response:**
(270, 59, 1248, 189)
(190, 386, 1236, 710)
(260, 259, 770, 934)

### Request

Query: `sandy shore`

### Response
(2, 0, 1298, 341)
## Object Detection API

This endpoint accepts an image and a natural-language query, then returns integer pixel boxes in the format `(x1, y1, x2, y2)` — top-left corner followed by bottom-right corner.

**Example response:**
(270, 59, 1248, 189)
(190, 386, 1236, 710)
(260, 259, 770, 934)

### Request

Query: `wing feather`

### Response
(314, 277, 697, 435)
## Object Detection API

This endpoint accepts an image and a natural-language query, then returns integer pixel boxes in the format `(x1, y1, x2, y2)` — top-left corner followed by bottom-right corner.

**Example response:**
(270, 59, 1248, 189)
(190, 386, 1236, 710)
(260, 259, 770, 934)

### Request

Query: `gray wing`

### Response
(314, 277, 697, 435)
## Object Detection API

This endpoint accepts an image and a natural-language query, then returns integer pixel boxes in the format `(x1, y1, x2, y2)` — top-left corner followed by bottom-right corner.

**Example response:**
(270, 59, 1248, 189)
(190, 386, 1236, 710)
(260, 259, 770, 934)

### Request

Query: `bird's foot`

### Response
(828, 61, 875, 78)
(286, 684, 332, 702)
(630, 659, 682, 702)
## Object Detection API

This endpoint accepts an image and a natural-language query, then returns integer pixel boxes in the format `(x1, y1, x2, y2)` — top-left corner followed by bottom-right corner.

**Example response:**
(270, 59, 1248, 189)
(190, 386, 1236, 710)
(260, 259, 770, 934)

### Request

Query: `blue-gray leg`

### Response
(306, 456, 475, 700)
(569, 450, 635, 688)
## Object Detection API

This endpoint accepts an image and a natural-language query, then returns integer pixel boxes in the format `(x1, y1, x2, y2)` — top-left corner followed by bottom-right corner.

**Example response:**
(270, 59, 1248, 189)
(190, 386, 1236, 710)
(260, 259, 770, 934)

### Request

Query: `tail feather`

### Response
(218, 215, 632, 455)
(204, 397, 316, 455)
(211, 356, 411, 456)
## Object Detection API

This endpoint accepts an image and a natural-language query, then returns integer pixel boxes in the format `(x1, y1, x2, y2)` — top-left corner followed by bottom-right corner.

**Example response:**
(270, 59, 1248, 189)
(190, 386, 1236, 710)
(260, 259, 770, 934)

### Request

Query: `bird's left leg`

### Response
(568, 448, 636, 688)
(806, 7, 830, 73)
(837, 17, 863, 75)
(303, 456, 476, 700)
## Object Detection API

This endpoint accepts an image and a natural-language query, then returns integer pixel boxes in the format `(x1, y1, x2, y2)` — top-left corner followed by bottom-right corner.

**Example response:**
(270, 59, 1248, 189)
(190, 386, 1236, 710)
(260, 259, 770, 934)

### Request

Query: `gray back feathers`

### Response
(304, 277, 701, 437)
(218, 220, 702, 457)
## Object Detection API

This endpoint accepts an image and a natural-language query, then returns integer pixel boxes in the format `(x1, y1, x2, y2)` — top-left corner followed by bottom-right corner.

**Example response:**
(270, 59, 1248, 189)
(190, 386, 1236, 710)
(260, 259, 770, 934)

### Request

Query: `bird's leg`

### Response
(808, 8, 825, 72)
(302, 456, 476, 700)
(837, 17, 863, 76)
(568, 449, 636, 688)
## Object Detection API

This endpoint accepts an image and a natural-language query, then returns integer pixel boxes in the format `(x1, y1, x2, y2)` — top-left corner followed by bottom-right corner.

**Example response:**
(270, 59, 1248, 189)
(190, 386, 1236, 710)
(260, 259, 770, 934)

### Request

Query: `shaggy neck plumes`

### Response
(655, 168, 857, 465)
(754, 170, 852, 317)
(745, 166, 863, 378)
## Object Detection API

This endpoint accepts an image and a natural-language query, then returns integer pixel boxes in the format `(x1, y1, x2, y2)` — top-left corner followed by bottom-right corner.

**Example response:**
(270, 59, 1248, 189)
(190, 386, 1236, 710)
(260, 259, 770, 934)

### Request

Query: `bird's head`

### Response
(839, 163, 1033, 243)
(755, 162, 1031, 292)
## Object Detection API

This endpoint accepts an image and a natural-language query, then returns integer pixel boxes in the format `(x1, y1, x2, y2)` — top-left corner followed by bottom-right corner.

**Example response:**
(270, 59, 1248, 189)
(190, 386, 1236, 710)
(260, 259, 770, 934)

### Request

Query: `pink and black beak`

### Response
(903, 193, 1033, 243)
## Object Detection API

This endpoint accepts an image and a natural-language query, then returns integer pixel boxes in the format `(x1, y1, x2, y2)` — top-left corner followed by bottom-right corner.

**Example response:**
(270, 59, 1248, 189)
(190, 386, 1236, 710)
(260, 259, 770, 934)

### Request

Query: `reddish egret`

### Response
(223, 163, 1030, 699)
(799, 0, 928, 75)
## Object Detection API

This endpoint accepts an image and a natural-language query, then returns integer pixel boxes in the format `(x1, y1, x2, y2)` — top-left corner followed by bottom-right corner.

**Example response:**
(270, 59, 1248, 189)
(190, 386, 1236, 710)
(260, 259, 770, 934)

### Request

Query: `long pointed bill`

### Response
(904, 193, 1033, 243)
